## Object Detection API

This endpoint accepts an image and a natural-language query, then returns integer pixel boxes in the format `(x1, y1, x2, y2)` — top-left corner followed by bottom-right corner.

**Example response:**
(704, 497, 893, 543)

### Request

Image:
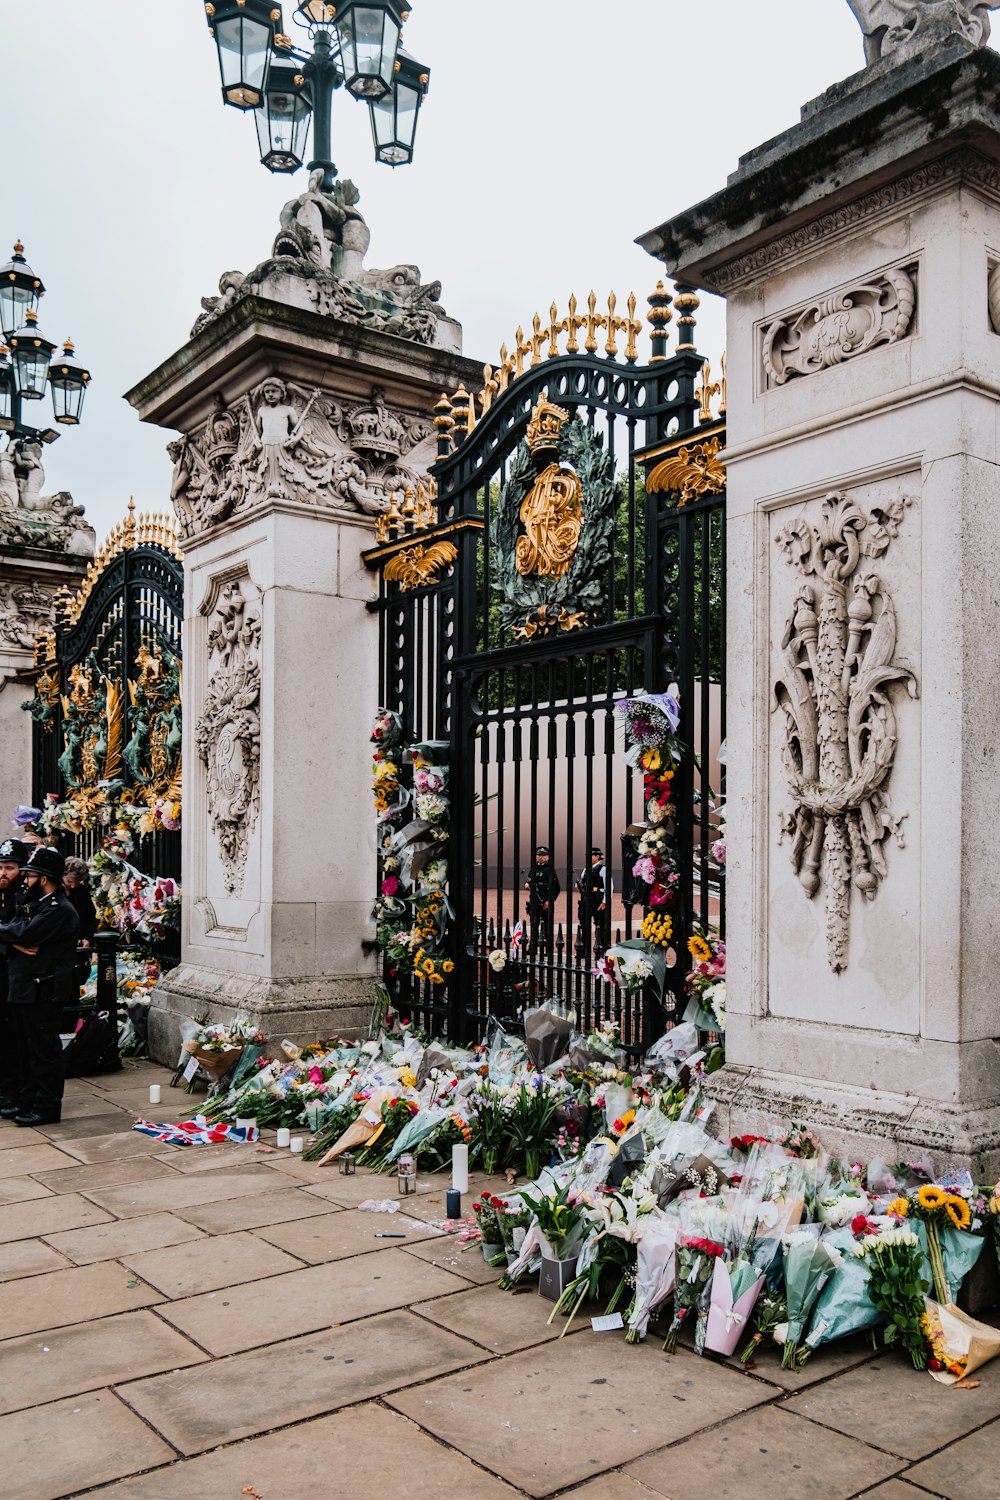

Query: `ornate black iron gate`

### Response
(24, 502, 184, 887)
(366, 286, 726, 1049)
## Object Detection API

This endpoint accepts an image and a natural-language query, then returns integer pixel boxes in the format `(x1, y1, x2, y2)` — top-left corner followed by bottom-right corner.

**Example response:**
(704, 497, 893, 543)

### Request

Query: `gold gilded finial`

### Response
(719, 351, 727, 415)
(647, 280, 673, 363)
(696, 361, 721, 424)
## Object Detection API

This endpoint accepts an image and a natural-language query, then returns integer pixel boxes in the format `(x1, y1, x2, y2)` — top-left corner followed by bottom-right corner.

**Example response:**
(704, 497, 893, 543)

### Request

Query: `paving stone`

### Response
(151, 1143, 266, 1173)
(82, 1401, 520, 1499)
(413, 1281, 592, 1354)
(301, 1171, 443, 1208)
(0, 1238, 71, 1280)
(0, 1257, 163, 1338)
(626, 1405, 903, 1499)
(905, 1415, 1000, 1498)
(45, 1212, 208, 1266)
(856, 1484, 938, 1498)
(252, 1209, 443, 1264)
(82, 1165, 281, 1217)
(50, 1093, 127, 1119)
(0, 1177, 55, 1206)
(80, 1063, 176, 1091)
(0, 1389, 174, 1500)
(158, 1247, 470, 1356)
(404, 1235, 506, 1285)
(117, 1309, 488, 1455)
(782, 1353, 1000, 1460)
(0, 1192, 112, 1243)
(53, 1128, 173, 1165)
(0, 1142, 82, 1178)
(0, 1125, 50, 1148)
(34, 1112, 134, 1142)
(388, 1335, 778, 1498)
(172, 1187, 339, 1235)
(740, 1332, 881, 1391)
(101, 1088, 203, 1116)
(31, 1156, 181, 1195)
(122, 1229, 304, 1297)
(0, 1309, 207, 1415)
(563, 1477, 665, 1500)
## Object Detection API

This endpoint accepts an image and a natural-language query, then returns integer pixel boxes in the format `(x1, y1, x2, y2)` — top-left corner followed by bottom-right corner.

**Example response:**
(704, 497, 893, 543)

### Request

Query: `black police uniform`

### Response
(525, 858, 561, 956)
(0, 838, 32, 1108)
(0, 880, 80, 1122)
(576, 859, 610, 950)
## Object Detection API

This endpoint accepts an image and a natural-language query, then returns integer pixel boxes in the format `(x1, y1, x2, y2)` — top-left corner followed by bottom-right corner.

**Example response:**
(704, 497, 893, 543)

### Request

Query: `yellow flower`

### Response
(442, 960, 455, 973)
(916, 1185, 947, 1211)
(945, 1194, 971, 1230)
(688, 935, 712, 963)
(397, 1067, 417, 1088)
(422, 959, 435, 975)
(886, 1197, 909, 1219)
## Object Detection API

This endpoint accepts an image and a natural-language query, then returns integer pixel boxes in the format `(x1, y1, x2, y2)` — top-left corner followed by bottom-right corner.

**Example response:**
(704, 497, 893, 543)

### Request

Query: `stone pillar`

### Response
(639, 39, 1000, 1174)
(127, 185, 480, 1061)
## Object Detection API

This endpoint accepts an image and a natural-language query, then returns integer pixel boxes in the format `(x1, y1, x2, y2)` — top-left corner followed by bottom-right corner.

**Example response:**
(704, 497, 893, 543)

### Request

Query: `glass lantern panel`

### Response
(0, 282, 34, 343)
(217, 16, 271, 107)
(13, 346, 50, 400)
(345, 7, 398, 97)
(51, 377, 85, 425)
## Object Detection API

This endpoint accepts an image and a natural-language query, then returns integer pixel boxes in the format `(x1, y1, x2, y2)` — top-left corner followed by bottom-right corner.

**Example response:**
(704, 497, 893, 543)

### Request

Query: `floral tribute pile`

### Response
(369, 710, 452, 988)
(40, 786, 181, 948)
(594, 693, 726, 1033)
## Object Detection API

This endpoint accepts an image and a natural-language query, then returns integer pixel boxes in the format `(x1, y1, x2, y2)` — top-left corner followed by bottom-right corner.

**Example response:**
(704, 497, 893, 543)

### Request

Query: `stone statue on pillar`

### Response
(846, 0, 998, 62)
(0, 439, 96, 555)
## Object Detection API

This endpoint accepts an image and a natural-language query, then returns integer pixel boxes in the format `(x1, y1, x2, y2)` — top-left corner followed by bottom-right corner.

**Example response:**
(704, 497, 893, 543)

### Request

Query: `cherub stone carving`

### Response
(846, 0, 998, 62)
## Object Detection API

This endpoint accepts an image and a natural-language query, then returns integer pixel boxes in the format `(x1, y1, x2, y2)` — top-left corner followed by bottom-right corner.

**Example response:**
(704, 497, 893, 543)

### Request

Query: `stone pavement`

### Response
(1, 1060, 998, 1500)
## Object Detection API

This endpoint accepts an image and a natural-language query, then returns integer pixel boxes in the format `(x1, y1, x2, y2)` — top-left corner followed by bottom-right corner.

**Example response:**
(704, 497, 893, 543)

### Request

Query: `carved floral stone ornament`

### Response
(774, 491, 918, 972)
(763, 267, 915, 387)
(846, 0, 998, 62)
(195, 578, 262, 897)
(491, 398, 617, 641)
(168, 381, 434, 539)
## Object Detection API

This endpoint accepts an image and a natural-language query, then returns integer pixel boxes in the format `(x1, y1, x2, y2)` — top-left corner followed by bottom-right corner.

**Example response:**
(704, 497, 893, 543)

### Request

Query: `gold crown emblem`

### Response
(525, 397, 569, 457)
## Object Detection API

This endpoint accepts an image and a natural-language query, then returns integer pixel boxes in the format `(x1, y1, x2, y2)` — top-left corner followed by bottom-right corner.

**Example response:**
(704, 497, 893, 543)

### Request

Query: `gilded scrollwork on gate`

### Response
(125, 644, 183, 800)
(774, 490, 918, 972)
(56, 658, 125, 789)
(491, 397, 617, 640)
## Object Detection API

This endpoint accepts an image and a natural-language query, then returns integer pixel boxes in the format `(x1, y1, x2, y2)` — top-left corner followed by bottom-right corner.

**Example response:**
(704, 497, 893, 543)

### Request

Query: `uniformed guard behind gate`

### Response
(364, 284, 726, 1051)
(22, 499, 184, 896)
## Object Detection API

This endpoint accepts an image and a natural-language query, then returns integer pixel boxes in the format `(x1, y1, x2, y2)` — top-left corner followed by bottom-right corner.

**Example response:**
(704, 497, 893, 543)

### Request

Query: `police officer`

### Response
(0, 838, 32, 1111)
(576, 846, 611, 952)
(0, 846, 80, 1126)
(523, 846, 560, 957)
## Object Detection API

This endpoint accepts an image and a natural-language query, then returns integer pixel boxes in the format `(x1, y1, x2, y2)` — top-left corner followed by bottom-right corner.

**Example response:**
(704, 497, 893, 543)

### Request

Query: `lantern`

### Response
(336, 2, 406, 101)
(9, 311, 55, 401)
(255, 56, 313, 171)
(369, 49, 427, 166)
(0, 243, 44, 343)
(206, 0, 280, 109)
(0, 347, 13, 429)
(48, 340, 91, 426)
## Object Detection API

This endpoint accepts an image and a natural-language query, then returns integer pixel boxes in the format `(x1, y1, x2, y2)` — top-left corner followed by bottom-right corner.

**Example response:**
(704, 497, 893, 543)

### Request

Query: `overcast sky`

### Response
(3, 1, 880, 539)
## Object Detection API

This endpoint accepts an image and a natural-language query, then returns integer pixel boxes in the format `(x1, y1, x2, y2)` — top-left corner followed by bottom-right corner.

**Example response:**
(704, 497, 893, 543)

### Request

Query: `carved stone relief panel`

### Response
(195, 572, 262, 897)
(762, 266, 915, 388)
(169, 381, 435, 540)
(773, 488, 919, 974)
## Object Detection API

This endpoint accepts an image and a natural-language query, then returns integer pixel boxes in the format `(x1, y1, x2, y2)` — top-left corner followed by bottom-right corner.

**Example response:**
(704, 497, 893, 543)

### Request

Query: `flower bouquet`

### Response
(852, 1225, 929, 1370)
(595, 939, 666, 996)
(625, 1216, 679, 1343)
(468, 1083, 510, 1175)
(664, 1235, 725, 1354)
(472, 1191, 507, 1263)
(506, 1077, 561, 1180)
(921, 1298, 1000, 1385)
(777, 1227, 843, 1369)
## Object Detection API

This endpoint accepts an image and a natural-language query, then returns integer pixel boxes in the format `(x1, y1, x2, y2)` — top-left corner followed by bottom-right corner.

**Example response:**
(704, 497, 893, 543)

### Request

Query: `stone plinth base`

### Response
(708, 1065, 1000, 1181)
(146, 964, 375, 1066)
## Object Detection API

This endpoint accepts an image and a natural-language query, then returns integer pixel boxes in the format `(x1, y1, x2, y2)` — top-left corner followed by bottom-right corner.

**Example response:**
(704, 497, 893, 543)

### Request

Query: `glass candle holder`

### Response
(397, 1153, 417, 1195)
(339, 1152, 356, 1175)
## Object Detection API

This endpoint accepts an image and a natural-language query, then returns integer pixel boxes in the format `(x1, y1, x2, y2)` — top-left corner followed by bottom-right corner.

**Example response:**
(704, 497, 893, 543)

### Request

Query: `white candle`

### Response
(148, 1084, 161, 1105)
(289, 1137, 304, 1155)
(276, 1127, 291, 1148)
(452, 1143, 469, 1194)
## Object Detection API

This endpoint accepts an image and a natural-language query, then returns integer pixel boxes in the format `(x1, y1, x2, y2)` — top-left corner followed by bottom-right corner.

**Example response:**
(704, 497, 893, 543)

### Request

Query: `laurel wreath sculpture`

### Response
(491, 414, 618, 640)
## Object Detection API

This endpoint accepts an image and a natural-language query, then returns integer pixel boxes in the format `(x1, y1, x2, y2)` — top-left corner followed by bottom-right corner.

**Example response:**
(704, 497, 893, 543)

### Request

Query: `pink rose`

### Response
(381, 875, 400, 896)
(308, 1066, 324, 1084)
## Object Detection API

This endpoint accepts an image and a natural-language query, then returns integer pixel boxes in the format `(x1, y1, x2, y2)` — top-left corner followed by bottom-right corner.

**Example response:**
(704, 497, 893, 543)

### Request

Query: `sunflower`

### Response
(442, 960, 455, 973)
(945, 1194, 971, 1230)
(886, 1197, 910, 1219)
(916, 1185, 948, 1211)
(688, 934, 712, 964)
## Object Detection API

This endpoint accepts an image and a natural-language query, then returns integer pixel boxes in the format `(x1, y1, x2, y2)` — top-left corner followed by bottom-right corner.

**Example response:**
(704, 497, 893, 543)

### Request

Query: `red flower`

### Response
(851, 1214, 878, 1238)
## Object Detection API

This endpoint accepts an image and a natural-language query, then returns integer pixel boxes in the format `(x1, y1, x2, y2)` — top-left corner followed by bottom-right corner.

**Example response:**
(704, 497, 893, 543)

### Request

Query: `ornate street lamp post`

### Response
(204, 1, 430, 183)
(0, 243, 91, 447)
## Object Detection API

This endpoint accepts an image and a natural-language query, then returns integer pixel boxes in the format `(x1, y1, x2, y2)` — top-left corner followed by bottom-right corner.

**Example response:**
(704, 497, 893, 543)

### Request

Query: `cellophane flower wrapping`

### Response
(922, 1298, 1000, 1384)
(778, 1226, 844, 1367)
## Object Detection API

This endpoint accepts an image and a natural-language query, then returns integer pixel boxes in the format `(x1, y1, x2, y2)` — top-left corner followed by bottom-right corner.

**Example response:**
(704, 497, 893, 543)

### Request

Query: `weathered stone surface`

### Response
(0, 1238, 70, 1280)
(413, 1282, 590, 1355)
(117, 1310, 488, 1455)
(905, 1417, 1000, 1497)
(32, 1156, 181, 1196)
(80, 1403, 521, 1500)
(782, 1355, 1000, 1459)
(53, 1129, 173, 1166)
(172, 1186, 337, 1235)
(403, 1236, 504, 1286)
(83, 1166, 280, 1218)
(0, 1388, 174, 1500)
(626, 1405, 902, 1499)
(157, 1247, 469, 1356)
(122, 1229, 304, 1297)
(0, 1310, 207, 1416)
(0, 1193, 111, 1243)
(253, 1209, 442, 1264)
(45, 1211, 206, 1266)
(0, 1177, 55, 1206)
(0, 1143, 81, 1178)
(388, 1339, 777, 1497)
(0, 1258, 163, 1338)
